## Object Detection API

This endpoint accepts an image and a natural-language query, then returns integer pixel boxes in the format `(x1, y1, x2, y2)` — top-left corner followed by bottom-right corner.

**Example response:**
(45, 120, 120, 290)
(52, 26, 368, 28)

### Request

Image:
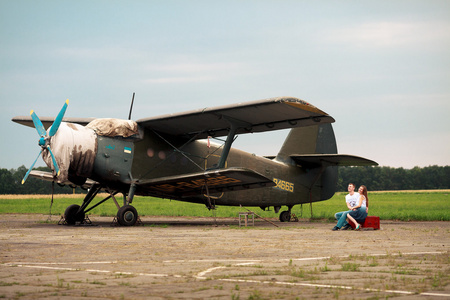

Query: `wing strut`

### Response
(216, 116, 250, 169)
(217, 121, 237, 169)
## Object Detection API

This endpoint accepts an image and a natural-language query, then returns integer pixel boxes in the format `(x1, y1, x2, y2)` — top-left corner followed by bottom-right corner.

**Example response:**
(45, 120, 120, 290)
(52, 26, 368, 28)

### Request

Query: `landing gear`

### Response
(117, 205, 138, 226)
(61, 183, 140, 226)
(64, 204, 86, 225)
(279, 205, 294, 222)
(279, 210, 291, 222)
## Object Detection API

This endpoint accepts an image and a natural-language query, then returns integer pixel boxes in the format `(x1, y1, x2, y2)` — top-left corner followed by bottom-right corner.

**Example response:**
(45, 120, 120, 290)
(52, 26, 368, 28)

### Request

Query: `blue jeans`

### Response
(349, 207, 367, 224)
(335, 210, 351, 228)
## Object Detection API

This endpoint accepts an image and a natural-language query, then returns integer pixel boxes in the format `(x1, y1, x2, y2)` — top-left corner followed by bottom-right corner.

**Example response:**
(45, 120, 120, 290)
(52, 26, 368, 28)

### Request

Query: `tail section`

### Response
(276, 123, 337, 160)
(276, 123, 378, 202)
(276, 123, 338, 201)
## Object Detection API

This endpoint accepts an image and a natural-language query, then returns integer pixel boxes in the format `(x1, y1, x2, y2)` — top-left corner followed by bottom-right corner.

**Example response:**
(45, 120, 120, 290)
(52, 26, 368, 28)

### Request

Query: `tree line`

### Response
(337, 165, 450, 192)
(0, 165, 449, 195)
(0, 166, 86, 194)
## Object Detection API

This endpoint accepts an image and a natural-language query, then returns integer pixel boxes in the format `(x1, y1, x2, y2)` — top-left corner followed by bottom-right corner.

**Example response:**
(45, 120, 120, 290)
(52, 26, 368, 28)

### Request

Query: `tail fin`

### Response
(277, 123, 377, 168)
(276, 123, 338, 201)
(276, 123, 337, 160)
(275, 124, 377, 202)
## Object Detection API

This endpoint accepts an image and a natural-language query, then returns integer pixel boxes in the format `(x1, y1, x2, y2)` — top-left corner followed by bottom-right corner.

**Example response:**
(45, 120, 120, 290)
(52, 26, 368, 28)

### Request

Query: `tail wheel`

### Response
(117, 205, 138, 226)
(279, 210, 291, 222)
(64, 204, 85, 225)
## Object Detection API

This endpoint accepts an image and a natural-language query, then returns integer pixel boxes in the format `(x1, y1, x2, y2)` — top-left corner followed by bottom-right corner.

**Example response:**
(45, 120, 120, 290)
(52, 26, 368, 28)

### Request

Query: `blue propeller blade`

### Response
(22, 149, 43, 184)
(23, 99, 69, 185)
(46, 146, 60, 177)
(49, 99, 69, 137)
(30, 110, 47, 137)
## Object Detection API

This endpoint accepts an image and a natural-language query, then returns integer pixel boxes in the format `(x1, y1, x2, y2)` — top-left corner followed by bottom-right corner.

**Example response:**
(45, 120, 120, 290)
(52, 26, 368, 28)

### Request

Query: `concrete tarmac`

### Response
(0, 214, 449, 299)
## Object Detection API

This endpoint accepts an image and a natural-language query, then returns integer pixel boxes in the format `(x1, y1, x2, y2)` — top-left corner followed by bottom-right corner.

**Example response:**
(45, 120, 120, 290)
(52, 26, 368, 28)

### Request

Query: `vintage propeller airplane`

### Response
(12, 96, 377, 226)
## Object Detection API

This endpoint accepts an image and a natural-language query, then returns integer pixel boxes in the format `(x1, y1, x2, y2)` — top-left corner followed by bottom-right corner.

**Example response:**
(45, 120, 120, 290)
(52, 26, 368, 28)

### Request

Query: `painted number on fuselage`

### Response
(273, 178, 294, 193)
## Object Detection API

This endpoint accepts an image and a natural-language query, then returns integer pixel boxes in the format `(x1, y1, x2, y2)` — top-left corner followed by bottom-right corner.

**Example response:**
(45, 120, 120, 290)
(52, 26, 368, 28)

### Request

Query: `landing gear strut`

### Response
(62, 183, 140, 226)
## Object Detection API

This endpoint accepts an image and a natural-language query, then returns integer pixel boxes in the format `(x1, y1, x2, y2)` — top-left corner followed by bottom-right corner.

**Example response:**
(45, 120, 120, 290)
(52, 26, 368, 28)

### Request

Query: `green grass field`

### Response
(1, 190, 449, 221)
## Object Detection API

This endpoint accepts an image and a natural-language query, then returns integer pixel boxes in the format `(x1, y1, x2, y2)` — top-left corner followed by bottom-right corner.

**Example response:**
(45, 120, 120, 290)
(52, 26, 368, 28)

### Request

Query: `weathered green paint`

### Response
(124, 123, 338, 207)
(92, 136, 134, 188)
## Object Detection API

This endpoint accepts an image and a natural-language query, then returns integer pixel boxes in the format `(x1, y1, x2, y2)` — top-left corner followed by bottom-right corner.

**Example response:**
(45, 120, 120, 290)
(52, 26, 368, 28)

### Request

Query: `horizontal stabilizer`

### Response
(137, 167, 275, 198)
(291, 154, 378, 168)
(29, 170, 97, 189)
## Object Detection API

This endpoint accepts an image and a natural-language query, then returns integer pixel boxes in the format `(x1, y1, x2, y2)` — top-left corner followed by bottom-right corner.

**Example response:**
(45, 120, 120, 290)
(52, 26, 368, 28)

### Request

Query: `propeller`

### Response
(22, 99, 69, 184)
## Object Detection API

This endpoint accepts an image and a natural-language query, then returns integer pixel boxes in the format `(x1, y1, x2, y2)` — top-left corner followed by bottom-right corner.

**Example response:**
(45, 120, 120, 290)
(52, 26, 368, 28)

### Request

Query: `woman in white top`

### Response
(347, 185, 369, 230)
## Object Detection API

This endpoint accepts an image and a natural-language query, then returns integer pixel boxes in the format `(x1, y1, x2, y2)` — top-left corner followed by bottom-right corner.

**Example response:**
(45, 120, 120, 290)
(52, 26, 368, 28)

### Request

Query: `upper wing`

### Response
(290, 154, 379, 168)
(136, 167, 275, 199)
(12, 97, 334, 140)
(136, 97, 335, 139)
(11, 116, 96, 130)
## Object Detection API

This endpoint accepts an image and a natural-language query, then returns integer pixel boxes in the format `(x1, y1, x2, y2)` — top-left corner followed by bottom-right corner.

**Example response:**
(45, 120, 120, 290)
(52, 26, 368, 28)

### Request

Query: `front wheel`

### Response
(64, 204, 85, 225)
(117, 205, 138, 226)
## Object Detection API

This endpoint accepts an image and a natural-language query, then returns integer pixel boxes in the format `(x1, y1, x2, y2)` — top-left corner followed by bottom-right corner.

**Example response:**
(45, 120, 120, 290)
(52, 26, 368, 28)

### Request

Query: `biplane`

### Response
(12, 96, 377, 225)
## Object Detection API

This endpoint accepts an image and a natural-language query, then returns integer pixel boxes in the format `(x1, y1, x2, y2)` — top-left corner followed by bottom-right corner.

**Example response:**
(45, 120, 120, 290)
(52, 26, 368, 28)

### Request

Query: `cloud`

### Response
(53, 46, 145, 61)
(366, 93, 450, 107)
(142, 61, 247, 84)
(145, 62, 242, 73)
(348, 131, 450, 168)
(323, 21, 450, 49)
(143, 76, 216, 84)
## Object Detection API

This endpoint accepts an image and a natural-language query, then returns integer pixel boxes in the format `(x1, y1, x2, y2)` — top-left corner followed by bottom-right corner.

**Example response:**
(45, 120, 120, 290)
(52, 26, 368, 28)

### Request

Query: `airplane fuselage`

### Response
(89, 127, 337, 208)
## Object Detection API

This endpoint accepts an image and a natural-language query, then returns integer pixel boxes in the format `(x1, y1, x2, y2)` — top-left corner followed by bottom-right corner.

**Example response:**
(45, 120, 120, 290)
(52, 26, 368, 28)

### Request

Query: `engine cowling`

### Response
(42, 122, 97, 183)
(42, 118, 139, 186)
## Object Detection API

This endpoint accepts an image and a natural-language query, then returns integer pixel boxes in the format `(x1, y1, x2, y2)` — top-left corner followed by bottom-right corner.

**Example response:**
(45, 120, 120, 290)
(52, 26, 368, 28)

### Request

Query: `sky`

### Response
(1, 0, 449, 170)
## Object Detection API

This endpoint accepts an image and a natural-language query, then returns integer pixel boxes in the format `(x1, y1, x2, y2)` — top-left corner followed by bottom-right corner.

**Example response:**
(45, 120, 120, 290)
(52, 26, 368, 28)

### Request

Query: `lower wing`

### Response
(28, 170, 97, 190)
(136, 167, 275, 199)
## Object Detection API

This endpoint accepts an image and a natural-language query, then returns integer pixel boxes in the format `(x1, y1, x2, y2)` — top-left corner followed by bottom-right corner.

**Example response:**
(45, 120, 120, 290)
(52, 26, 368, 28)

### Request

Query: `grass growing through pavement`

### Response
(224, 252, 450, 295)
(0, 190, 448, 221)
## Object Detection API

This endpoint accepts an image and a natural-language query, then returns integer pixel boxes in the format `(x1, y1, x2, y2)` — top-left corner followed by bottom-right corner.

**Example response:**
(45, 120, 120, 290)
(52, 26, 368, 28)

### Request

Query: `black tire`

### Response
(117, 205, 138, 226)
(279, 210, 291, 222)
(64, 204, 85, 225)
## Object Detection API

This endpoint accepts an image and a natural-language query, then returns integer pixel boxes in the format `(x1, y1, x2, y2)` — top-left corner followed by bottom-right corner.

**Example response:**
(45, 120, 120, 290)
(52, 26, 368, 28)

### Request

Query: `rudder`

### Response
(276, 123, 337, 159)
(276, 124, 338, 201)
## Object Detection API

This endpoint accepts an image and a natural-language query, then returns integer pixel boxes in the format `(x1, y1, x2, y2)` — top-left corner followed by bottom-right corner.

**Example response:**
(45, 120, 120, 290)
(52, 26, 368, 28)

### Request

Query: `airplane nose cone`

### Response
(38, 137, 46, 146)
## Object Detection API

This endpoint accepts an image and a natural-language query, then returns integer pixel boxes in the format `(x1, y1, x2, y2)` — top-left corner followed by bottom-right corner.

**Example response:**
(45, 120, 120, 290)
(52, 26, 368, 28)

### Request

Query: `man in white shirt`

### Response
(332, 183, 360, 231)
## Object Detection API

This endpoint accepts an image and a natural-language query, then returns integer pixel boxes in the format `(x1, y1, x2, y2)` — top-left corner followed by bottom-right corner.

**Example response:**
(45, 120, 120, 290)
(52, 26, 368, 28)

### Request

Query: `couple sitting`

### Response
(332, 183, 368, 231)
